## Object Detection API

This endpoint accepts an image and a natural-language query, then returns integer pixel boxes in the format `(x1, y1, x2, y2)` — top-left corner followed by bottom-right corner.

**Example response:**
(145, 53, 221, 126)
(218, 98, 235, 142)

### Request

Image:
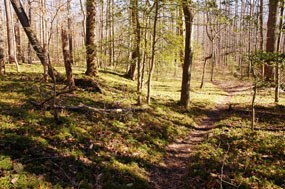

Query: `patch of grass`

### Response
(2, 64, 284, 188)
(0, 156, 13, 170)
(1, 64, 202, 188)
(187, 128, 285, 188)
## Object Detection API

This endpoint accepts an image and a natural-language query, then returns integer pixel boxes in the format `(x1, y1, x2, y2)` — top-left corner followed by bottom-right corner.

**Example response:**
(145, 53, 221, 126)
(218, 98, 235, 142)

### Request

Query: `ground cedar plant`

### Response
(0, 64, 284, 188)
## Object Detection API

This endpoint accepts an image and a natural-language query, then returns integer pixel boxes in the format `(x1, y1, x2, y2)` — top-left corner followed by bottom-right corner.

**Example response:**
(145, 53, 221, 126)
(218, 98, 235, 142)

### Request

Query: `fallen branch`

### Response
(53, 103, 149, 113)
(229, 106, 285, 117)
(28, 88, 75, 107)
(193, 125, 217, 131)
(220, 124, 285, 132)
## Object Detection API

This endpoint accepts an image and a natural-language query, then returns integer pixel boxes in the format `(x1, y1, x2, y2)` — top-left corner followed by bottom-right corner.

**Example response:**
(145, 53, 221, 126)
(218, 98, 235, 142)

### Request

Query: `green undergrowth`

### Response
(1, 64, 218, 188)
(187, 73, 285, 189)
(187, 128, 285, 189)
(3, 64, 284, 188)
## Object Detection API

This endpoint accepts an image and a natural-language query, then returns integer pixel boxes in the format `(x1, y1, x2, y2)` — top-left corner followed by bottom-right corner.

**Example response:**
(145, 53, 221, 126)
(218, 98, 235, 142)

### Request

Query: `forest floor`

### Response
(149, 79, 252, 189)
(0, 64, 284, 189)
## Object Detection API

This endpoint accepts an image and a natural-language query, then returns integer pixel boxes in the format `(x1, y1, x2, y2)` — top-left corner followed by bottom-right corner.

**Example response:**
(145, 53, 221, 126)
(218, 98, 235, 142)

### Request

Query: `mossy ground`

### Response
(0, 64, 198, 188)
(187, 74, 285, 189)
(1, 64, 284, 188)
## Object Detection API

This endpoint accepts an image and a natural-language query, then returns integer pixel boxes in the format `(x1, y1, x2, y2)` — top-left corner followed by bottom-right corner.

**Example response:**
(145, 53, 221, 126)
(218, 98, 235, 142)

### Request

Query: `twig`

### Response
(220, 143, 230, 189)
(220, 124, 285, 132)
(28, 88, 76, 107)
(230, 107, 285, 117)
(51, 160, 76, 186)
(23, 156, 61, 163)
(53, 103, 149, 113)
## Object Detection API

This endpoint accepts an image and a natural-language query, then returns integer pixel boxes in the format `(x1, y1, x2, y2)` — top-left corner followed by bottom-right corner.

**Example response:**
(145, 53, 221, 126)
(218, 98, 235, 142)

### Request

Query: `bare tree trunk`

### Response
(141, 4, 150, 92)
(147, 0, 159, 104)
(0, 44, 4, 75)
(275, 1, 284, 103)
(4, 0, 16, 63)
(61, 28, 75, 91)
(111, 0, 115, 67)
(251, 60, 257, 130)
(99, 0, 104, 68)
(247, 0, 253, 78)
(126, 0, 140, 80)
(79, 0, 86, 41)
(200, 54, 212, 89)
(85, 0, 98, 76)
(67, 0, 74, 65)
(177, 6, 184, 66)
(15, 19, 25, 63)
(251, 84, 257, 130)
(0, 5, 5, 75)
(128, 0, 141, 104)
(259, 0, 265, 78)
(180, 0, 194, 108)
(265, 0, 278, 80)
(40, 0, 47, 46)
(27, 0, 32, 64)
(10, 0, 63, 81)
(259, 0, 264, 51)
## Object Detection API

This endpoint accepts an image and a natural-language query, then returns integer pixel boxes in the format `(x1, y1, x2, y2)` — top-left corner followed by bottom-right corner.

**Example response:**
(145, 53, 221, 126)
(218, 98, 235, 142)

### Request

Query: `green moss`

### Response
(0, 156, 13, 170)
(1, 64, 284, 188)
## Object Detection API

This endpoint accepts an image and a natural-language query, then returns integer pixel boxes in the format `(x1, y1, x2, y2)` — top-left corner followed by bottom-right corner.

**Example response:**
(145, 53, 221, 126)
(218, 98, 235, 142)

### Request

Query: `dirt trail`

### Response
(149, 82, 252, 189)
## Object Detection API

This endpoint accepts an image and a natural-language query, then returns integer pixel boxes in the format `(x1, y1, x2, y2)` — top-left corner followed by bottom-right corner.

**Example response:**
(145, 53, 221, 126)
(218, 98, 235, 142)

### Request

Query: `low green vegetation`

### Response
(1, 64, 284, 188)
(188, 128, 285, 188)
(0, 64, 194, 188)
(187, 74, 285, 189)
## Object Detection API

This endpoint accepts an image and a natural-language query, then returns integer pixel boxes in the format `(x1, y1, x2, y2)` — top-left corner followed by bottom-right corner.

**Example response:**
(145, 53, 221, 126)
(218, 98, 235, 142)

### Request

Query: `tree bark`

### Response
(27, 0, 32, 64)
(126, 0, 140, 80)
(79, 0, 86, 41)
(67, 0, 74, 65)
(200, 54, 212, 89)
(4, 0, 16, 64)
(265, 0, 279, 80)
(61, 28, 75, 91)
(0, 5, 5, 75)
(15, 19, 25, 63)
(259, 0, 265, 78)
(10, 0, 63, 81)
(275, 1, 284, 103)
(85, 0, 99, 77)
(177, 6, 184, 66)
(147, 0, 159, 104)
(180, 0, 194, 108)
(259, 0, 264, 51)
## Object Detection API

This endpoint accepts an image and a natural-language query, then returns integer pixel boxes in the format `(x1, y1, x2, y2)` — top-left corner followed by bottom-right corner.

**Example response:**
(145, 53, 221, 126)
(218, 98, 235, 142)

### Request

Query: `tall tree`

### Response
(10, 0, 63, 81)
(259, 0, 264, 51)
(61, 28, 75, 91)
(4, 0, 16, 63)
(0, 4, 5, 75)
(80, 0, 86, 41)
(265, 0, 279, 80)
(275, 0, 284, 103)
(180, 0, 194, 108)
(15, 19, 25, 63)
(126, 0, 140, 80)
(67, 0, 74, 65)
(27, 0, 32, 64)
(85, 0, 98, 76)
(147, 0, 159, 104)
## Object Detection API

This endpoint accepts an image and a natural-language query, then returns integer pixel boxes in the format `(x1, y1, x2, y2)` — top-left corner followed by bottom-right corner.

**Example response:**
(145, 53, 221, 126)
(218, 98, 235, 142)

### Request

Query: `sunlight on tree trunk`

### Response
(180, 0, 194, 109)
(147, 0, 159, 104)
(265, 0, 278, 80)
(85, 0, 99, 77)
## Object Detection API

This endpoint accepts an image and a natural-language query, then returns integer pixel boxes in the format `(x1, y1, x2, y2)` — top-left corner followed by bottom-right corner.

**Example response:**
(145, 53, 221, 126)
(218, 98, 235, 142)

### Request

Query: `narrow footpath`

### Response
(149, 82, 251, 189)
